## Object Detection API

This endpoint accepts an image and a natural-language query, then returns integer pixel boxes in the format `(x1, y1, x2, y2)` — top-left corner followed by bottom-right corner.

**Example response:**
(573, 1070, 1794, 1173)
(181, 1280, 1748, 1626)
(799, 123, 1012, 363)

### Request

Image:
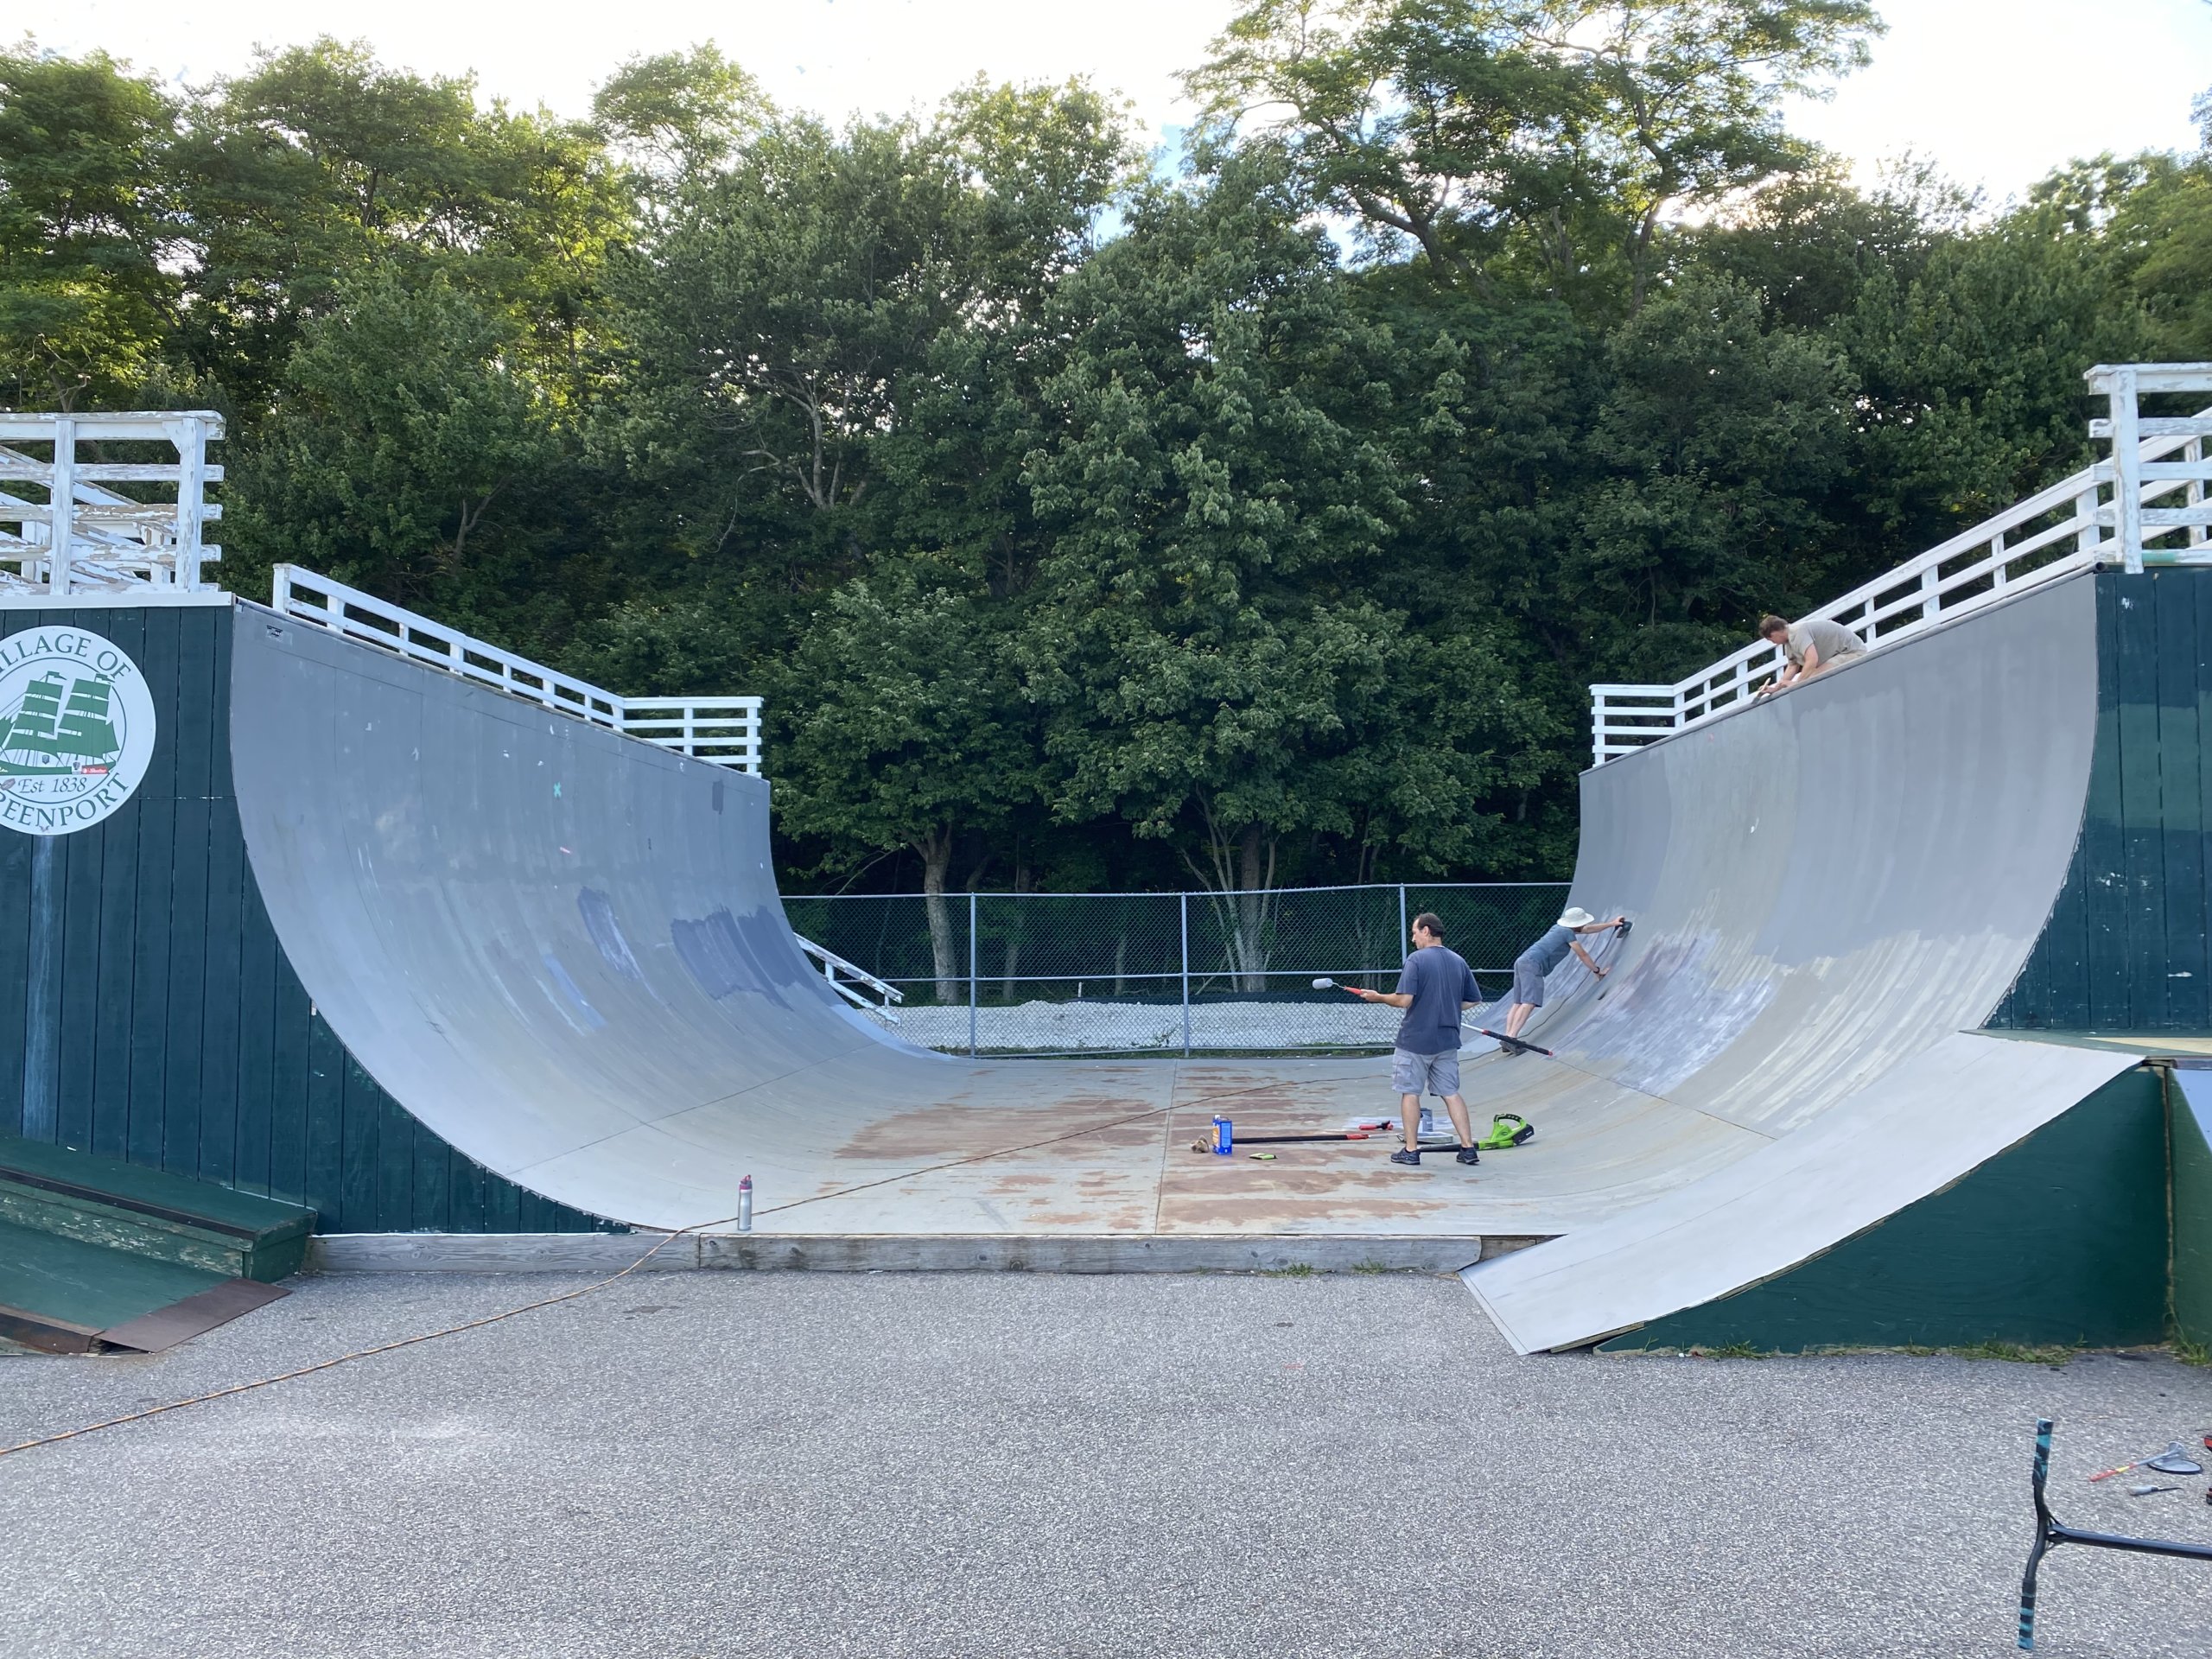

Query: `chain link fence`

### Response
(782, 882, 1569, 1056)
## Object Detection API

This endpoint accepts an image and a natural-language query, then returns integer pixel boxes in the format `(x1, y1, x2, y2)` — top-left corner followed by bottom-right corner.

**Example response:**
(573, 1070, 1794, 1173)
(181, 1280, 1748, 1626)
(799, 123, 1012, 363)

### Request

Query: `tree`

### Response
(1020, 162, 1559, 973)
(773, 572, 1040, 1000)
(1190, 0, 1878, 309)
(1570, 269, 1854, 678)
(0, 43, 180, 407)
(224, 273, 565, 615)
(591, 44, 766, 189)
(173, 39, 626, 405)
(611, 112, 968, 537)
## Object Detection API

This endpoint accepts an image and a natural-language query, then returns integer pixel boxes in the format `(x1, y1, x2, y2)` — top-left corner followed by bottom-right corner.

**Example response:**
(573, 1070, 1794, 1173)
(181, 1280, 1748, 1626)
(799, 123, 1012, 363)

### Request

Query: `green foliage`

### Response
(224, 273, 566, 613)
(0, 44, 181, 406)
(774, 570, 1040, 881)
(172, 38, 625, 404)
(1191, 0, 1880, 308)
(0, 26, 2200, 898)
(1573, 269, 1853, 677)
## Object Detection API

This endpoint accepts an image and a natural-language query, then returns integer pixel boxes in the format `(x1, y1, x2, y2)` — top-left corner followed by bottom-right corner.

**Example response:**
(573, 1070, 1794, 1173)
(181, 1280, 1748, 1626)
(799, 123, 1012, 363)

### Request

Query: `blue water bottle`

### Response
(1211, 1115, 1232, 1155)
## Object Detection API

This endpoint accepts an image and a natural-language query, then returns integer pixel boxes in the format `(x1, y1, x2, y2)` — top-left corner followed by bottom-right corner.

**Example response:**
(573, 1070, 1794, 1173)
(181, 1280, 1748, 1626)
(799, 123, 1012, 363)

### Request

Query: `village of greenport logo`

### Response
(0, 626, 158, 837)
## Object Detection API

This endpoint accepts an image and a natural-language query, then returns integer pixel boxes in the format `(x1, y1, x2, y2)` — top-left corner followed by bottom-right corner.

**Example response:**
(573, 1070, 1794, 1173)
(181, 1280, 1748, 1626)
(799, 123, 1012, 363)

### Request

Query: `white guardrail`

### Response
(0, 410, 225, 596)
(1591, 364, 2212, 765)
(270, 564, 763, 774)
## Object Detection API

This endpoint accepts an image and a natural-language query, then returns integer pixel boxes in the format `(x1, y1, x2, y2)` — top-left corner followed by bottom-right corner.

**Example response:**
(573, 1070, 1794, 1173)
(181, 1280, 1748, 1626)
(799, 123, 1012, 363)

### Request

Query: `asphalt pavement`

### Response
(3, 1270, 2209, 1658)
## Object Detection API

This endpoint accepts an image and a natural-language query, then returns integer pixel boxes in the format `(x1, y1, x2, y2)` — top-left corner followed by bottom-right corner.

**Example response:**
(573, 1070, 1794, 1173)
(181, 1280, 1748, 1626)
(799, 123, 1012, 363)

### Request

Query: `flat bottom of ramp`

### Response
(308, 1232, 1548, 1274)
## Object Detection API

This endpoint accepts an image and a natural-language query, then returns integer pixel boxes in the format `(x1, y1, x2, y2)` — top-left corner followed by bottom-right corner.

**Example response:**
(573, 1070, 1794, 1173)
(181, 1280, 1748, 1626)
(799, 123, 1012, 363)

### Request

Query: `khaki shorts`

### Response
(1390, 1048, 1460, 1097)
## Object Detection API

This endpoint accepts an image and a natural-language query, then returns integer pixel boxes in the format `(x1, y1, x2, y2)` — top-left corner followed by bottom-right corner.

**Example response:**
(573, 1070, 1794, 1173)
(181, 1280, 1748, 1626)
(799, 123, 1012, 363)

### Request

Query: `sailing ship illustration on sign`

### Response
(0, 626, 156, 836)
(0, 670, 124, 777)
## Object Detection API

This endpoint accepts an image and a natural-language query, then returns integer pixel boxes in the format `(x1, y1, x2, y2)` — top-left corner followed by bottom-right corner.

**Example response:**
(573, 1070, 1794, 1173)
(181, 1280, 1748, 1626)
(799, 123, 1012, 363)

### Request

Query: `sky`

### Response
(22, 0, 2212, 205)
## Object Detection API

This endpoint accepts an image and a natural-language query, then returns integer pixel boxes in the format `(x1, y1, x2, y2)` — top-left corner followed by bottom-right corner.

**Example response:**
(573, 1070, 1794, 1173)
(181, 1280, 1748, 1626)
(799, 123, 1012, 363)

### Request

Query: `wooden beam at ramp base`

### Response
(308, 1232, 1533, 1274)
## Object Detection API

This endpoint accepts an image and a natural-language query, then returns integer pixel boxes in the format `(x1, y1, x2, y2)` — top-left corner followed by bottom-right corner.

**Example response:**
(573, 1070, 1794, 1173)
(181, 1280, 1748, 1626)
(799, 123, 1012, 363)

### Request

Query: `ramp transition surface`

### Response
(232, 573, 2114, 1323)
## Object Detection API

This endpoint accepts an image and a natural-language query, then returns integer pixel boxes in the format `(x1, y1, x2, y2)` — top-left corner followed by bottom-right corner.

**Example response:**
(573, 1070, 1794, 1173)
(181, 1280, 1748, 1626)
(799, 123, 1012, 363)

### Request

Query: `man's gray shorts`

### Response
(1511, 955, 1548, 1007)
(1391, 1048, 1460, 1097)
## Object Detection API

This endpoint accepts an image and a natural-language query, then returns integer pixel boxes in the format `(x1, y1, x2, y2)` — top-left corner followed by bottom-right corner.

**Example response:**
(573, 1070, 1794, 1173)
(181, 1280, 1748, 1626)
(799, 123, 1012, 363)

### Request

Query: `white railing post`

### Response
(2107, 365, 2145, 573)
(174, 413, 206, 588)
(2190, 437, 2207, 550)
(46, 414, 75, 597)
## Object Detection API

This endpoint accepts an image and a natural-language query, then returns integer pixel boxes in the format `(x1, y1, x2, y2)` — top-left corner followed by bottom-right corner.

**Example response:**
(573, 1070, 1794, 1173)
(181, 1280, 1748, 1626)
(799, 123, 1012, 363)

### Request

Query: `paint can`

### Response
(737, 1173, 753, 1232)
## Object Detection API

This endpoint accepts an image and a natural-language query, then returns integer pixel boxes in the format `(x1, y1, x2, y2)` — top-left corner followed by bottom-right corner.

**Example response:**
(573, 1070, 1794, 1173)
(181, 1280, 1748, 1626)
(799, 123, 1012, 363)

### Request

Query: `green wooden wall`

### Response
(2172, 1068, 2212, 1350)
(1601, 1068, 2170, 1353)
(0, 604, 609, 1234)
(1993, 570, 2212, 1033)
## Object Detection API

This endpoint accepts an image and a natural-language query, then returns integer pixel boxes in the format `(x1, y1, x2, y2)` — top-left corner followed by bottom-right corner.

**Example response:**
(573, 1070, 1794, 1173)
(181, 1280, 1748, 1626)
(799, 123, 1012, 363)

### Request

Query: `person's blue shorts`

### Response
(1390, 1048, 1460, 1097)
(1511, 954, 1548, 1007)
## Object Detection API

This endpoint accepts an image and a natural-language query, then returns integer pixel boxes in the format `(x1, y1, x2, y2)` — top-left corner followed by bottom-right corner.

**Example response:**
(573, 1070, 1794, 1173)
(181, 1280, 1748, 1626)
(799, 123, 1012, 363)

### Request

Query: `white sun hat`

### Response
(1558, 906, 1596, 928)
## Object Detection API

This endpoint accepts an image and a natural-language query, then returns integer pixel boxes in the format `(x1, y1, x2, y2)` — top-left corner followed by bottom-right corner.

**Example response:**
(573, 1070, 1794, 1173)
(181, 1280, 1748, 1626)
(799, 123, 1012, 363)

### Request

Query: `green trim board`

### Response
(0, 605, 612, 1235)
(1599, 1069, 2169, 1353)
(2171, 1067, 2212, 1349)
(1993, 569, 2212, 1033)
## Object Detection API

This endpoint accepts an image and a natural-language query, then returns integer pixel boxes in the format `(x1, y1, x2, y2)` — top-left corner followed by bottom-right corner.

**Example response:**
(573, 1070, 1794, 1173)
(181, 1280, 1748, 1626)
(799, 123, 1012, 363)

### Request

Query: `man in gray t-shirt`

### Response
(1755, 613, 1866, 696)
(1347, 912, 1483, 1167)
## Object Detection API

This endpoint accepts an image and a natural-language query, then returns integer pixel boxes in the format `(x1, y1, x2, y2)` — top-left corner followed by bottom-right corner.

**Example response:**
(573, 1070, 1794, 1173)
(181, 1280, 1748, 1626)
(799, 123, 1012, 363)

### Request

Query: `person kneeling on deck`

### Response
(1502, 907, 1625, 1042)
(1753, 613, 1866, 696)
(1347, 913, 1483, 1168)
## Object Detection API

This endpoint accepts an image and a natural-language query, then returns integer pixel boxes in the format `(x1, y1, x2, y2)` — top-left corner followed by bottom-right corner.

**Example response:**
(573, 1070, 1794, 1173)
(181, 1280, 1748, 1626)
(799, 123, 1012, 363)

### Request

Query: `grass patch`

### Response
(1946, 1339, 2083, 1364)
(1262, 1263, 1318, 1278)
(1350, 1260, 1392, 1275)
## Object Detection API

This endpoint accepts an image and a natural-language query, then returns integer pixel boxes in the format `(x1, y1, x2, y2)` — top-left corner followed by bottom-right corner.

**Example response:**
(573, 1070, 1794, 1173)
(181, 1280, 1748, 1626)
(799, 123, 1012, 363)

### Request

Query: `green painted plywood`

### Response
(1602, 1069, 2169, 1353)
(2173, 1070, 2212, 1349)
(0, 604, 609, 1235)
(0, 1216, 230, 1332)
(1993, 571, 2212, 1033)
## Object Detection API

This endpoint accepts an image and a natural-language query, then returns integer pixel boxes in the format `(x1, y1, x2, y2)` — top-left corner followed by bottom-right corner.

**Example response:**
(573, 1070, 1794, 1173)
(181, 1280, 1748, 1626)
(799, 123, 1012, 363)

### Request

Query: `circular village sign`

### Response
(0, 626, 158, 837)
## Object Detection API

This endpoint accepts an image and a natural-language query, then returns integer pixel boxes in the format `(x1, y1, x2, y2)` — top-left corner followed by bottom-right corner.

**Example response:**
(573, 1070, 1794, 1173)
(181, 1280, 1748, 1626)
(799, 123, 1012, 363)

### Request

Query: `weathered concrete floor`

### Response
(3, 1272, 2209, 1658)
(748, 1052, 1759, 1239)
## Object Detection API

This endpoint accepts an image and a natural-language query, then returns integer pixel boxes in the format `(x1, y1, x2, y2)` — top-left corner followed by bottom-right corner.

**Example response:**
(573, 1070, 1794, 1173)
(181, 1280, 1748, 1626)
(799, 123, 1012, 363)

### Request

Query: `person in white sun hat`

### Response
(1501, 906, 1625, 1042)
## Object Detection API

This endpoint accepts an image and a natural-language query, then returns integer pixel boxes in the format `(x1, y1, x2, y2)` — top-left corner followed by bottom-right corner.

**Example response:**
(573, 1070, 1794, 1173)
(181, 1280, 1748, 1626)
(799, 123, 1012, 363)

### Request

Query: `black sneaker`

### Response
(1389, 1148, 1421, 1166)
(1455, 1147, 1481, 1166)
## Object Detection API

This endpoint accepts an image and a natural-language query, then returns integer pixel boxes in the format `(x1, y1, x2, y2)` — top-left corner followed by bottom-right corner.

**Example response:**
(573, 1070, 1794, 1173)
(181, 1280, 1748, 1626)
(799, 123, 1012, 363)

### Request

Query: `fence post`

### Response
(1398, 884, 1408, 954)
(968, 892, 979, 1058)
(1179, 891, 1191, 1058)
